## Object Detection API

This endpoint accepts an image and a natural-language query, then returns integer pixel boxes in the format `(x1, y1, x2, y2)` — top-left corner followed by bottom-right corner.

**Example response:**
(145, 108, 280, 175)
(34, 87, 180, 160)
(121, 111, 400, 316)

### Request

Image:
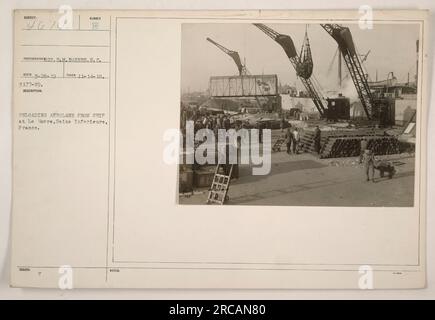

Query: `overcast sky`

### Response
(181, 23, 419, 96)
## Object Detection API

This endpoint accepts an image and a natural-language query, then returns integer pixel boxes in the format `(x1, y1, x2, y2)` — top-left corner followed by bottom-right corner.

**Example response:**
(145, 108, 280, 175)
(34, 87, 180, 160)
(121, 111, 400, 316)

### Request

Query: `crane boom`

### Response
(320, 24, 373, 120)
(253, 24, 326, 116)
(206, 37, 247, 76)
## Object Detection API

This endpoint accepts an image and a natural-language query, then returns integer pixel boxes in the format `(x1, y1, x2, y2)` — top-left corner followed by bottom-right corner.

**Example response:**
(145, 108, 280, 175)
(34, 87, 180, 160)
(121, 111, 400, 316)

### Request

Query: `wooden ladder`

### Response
(206, 164, 233, 205)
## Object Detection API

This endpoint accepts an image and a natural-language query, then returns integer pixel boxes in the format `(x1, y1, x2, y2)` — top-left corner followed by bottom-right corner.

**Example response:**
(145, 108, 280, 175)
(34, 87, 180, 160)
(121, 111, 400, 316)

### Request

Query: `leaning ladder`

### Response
(206, 163, 233, 205)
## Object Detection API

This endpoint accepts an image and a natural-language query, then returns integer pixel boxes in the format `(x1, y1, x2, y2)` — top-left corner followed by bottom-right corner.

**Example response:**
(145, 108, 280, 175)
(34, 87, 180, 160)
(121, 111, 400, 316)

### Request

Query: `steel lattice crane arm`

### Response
(320, 24, 373, 120)
(253, 23, 326, 116)
(253, 24, 279, 41)
(206, 37, 247, 76)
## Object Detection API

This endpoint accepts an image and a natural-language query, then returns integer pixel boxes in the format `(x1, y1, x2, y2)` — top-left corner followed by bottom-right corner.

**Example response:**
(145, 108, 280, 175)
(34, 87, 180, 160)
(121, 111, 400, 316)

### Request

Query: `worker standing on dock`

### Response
(359, 138, 368, 163)
(224, 116, 231, 130)
(292, 127, 300, 154)
(313, 126, 321, 154)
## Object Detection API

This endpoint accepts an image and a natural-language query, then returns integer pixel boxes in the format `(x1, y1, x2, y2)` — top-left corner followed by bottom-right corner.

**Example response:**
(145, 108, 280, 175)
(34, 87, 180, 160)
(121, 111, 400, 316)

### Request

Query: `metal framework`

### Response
(321, 24, 373, 119)
(253, 23, 326, 117)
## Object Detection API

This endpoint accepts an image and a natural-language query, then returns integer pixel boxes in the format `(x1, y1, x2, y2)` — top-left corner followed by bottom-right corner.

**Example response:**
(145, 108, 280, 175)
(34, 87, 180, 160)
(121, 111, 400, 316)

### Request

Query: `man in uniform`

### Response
(285, 126, 293, 154)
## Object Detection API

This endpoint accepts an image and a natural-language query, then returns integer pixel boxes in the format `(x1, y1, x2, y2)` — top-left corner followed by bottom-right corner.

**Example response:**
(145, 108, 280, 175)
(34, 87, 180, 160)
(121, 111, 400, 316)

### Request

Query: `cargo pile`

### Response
(321, 136, 400, 158)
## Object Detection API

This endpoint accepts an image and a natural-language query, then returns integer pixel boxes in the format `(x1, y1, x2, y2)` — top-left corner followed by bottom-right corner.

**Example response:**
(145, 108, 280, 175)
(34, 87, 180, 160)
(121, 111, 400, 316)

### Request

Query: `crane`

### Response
(206, 37, 248, 76)
(321, 24, 374, 120)
(253, 23, 326, 117)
